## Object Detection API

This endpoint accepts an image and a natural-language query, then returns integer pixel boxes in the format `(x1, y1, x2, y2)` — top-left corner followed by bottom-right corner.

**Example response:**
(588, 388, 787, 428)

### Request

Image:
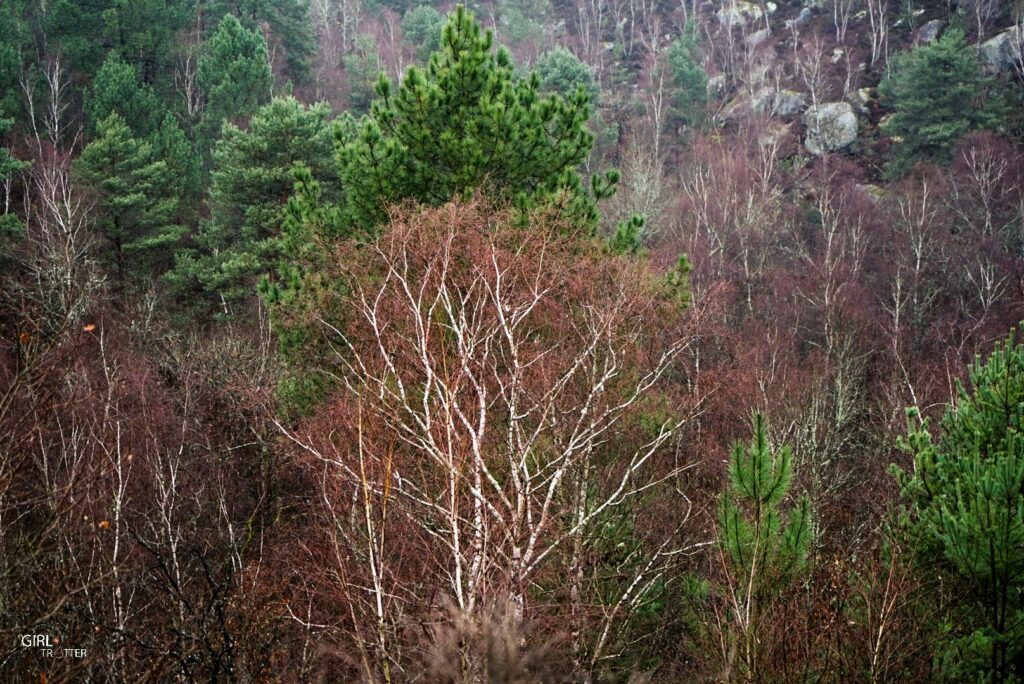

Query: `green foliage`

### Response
(198, 14, 273, 155)
(896, 326, 1024, 681)
(665, 254, 692, 309)
(342, 34, 383, 114)
(403, 5, 445, 63)
(609, 215, 645, 255)
(719, 414, 812, 594)
(880, 29, 1002, 175)
(335, 5, 611, 233)
(151, 113, 201, 223)
(0, 114, 29, 249)
(169, 97, 335, 318)
(76, 113, 182, 284)
(99, 0, 192, 83)
(86, 53, 161, 137)
(714, 414, 812, 678)
(204, 0, 315, 82)
(533, 46, 598, 103)
(665, 25, 708, 129)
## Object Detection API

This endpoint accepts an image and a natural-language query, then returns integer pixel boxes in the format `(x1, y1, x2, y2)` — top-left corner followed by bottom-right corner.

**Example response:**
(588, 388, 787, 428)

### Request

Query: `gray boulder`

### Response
(717, 0, 763, 27)
(917, 19, 944, 44)
(977, 26, 1022, 72)
(744, 28, 772, 48)
(803, 101, 858, 155)
(773, 89, 807, 117)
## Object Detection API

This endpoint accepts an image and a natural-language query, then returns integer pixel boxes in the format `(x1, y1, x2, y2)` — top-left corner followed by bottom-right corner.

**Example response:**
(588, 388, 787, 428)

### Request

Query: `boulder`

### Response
(706, 73, 728, 96)
(772, 89, 807, 117)
(744, 27, 772, 48)
(917, 19, 944, 44)
(717, 0, 764, 28)
(977, 26, 1022, 73)
(846, 87, 875, 115)
(794, 7, 813, 26)
(803, 101, 858, 155)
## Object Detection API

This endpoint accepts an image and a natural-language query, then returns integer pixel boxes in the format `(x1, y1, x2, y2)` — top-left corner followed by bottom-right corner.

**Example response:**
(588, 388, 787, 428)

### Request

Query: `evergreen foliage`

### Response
(897, 327, 1024, 681)
(86, 53, 161, 137)
(342, 34, 383, 114)
(403, 5, 445, 64)
(880, 29, 1001, 174)
(716, 414, 812, 677)
(334, 5, 614, 233)
(169, 97, 335, 317)
(76, 113, 182, 284)
(665, 25, 708, 129)
(197, 14, 273, 155)
(0, 115, 29, 246)
(204, 0, 315, 82)
(533, 46, 598, 102)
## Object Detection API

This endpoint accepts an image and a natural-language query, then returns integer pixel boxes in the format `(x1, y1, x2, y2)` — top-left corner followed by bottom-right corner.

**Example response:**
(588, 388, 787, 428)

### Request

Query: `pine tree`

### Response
(897, 327, 1024, 681)
(151, 113, 201, 224)
(342, 33, 383, 114)
(169, 96, 335, 317)
(76, 113, 182, 284)
(880, 29, 1001, 175)
(717, 414, 812, 678)
(86, 53, 161, 137)
(203, 0, 315, 83)
(533, 46, 598, 102)
(666, 24, 708, 130)
(402, 5, 445, 64)
(335, 5, 615, 233)
(197, 14, 273, 155)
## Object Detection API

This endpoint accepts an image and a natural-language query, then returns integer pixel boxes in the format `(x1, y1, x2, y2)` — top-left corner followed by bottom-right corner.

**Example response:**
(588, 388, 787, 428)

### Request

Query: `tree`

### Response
(0, 114, 28, 249)
(333, 6, 615, 233)
(897, 327, 1024, 682)
(76, 113, 182, 284)
(715, 414, 812, 679)
(197, 14, 273, 155)
(86, 53, 161, 137)
(533, 46, 598, 102)
(273, 199, 698, 679)
(666, 25, 708, 129)
(880, 29, 1001, 175)
(402, 5, 444, 63)
(204, 0, 316, 82)
(169, 97, 335, 317)
(151, 112, 201, 224)
(342, 33, 383, 114)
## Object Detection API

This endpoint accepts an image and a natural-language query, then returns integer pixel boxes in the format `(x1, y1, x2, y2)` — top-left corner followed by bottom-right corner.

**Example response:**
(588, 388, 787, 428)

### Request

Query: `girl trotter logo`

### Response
(18, 628, 88, 659)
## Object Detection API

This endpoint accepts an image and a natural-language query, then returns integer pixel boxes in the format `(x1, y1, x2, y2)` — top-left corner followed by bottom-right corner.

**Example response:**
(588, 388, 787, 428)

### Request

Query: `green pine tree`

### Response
(665, 24, 708, 130)
(896, 326, 1024, 682)
(203, 0, 315, 83)
(197, 14, 273, 156)
(717, 414, 812, 679)
(880, 29, 1001, 175)
(86, 53, 161, 137)
(342, 33, 384, 114)
(336, 5, 614, 232)
(402, 5, 445, 64)
(151, 113, 201, 225)
(169, 96, 335, 318)
(533, 46, 598, 102)
(76, 113, 182, 285)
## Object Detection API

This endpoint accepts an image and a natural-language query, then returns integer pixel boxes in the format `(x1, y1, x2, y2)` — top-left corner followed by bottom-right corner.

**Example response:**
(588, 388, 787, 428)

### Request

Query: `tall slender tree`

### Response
(76, 113, 182, 284)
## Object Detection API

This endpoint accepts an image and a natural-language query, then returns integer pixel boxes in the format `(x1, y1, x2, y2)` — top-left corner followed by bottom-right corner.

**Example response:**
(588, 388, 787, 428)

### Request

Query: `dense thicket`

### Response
(1, 0, 1023, 681)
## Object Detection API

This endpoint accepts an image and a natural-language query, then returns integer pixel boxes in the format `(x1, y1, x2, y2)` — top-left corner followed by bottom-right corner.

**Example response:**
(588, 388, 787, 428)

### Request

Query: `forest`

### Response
(0, 0, 1023, 681)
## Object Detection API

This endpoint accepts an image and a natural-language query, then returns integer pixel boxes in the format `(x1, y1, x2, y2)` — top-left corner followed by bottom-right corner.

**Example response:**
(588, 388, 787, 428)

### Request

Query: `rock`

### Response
(772, 89, 807, 117)
(917, 19, 944, 44)
(760, 121, 792, 149)
(856, 183, 887, 203)
(706, 73, 728, 96)
(831, 47, 845, 63)
(846, 87, 875, 115)
(795, 7, 813, 25)
(977, 26, 1023, 73)
(803, 101, 858, 155)
(717, 0, 764, 28)
(744, 27, 772, 48)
